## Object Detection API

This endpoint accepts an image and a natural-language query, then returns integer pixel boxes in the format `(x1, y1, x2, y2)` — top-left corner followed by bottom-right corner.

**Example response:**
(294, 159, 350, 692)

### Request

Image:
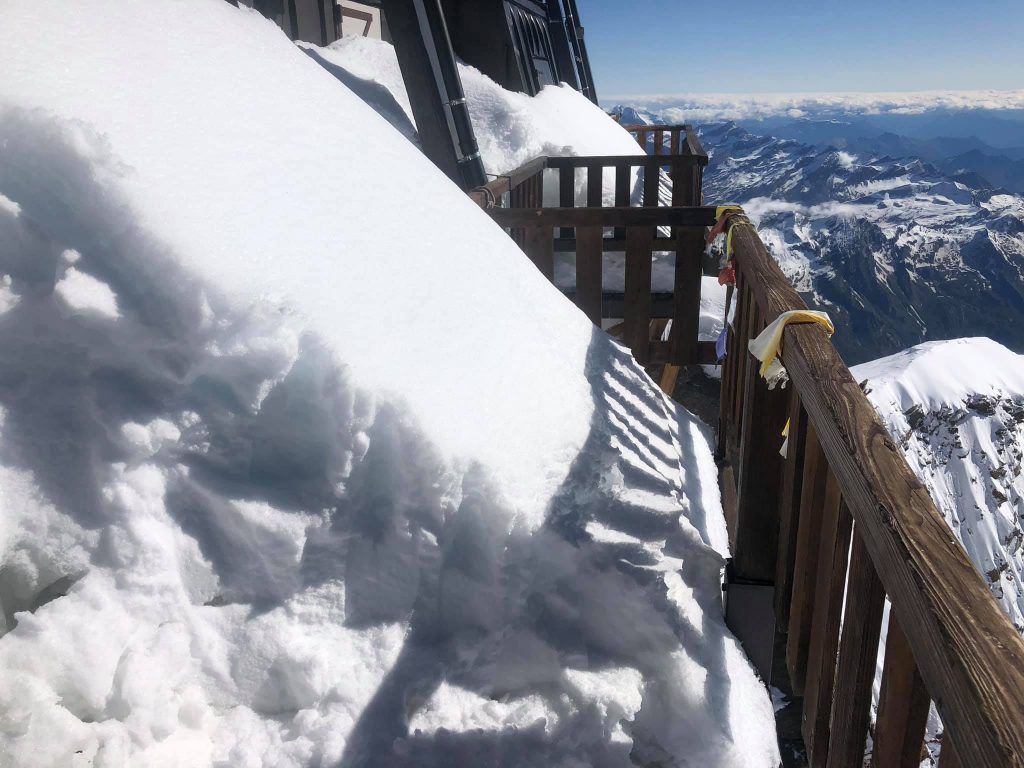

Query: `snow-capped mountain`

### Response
(853, 339, 1024, 631)
(696, 122, 1024, 365)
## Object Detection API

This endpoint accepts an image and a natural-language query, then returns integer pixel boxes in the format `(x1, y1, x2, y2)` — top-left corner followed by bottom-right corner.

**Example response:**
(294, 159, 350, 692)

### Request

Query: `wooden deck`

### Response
(469, 124, 1024, 767)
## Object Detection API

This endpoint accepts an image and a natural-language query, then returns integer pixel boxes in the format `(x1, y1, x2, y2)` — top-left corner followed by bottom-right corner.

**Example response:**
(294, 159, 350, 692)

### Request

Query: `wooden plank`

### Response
(733, 309, 790, 582)
(488, 205, 716, 229)
(546, 154, 705, 169)
(731, 221, 1024, 766)
(643, 165, 659, 207)
(775, 390, 808, 622)
(648, 340, 717, 366)
(468, 156, 548, 208)
(586, 165, 603, 208)
(939, 734, 963, 768)
(827, 528, 885, 768)
(523, 224, 554, 280)
(659, 364, 679, 396)
(873, 616, 930, 768)
(668, 158, 703, 366)
(552, 235, 679, 252)
(654, 128, 664, 155)
(575, 225, 603, 325)
(729, 278, 752, 451)
(623, 226, 654, 364)
(787, 422, 829, 694)
(614, 162, 630, 240)
(802, 471, 854, 764)
(559, 165, 575, 239)
(670, 128, 681, 156)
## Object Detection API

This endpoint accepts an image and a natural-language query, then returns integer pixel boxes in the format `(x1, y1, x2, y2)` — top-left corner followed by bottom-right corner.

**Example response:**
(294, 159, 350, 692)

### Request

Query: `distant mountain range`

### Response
(746, 122, 1024, 195)
(635, 115, 1024, 366)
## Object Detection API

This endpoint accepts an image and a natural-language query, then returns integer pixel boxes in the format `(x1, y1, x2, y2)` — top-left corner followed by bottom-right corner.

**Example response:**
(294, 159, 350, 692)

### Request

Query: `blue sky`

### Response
(582, 0, 1024, 97)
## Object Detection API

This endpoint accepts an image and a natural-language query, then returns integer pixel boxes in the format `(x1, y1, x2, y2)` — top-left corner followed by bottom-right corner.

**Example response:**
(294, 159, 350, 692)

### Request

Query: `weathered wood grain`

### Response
(802, 473, 853, 764)
(775, 390, 808, 622)
(826, 529, 885, 768)
(787, 422, 828, 694)
(873, 616, 930, 768)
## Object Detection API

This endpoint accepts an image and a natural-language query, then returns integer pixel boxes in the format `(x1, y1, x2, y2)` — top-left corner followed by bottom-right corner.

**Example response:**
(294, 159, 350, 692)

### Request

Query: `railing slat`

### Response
(733, 306, 789, 581)
(826, 529, 885, 768)
(523, 223, 554, 280)
(643, 165, 659, 207)
(872, 616, 930, 768)
(787, 421, 829, 693)
(939, 734, 963, 768)
(614, 162, 630, 240)
(803, 472, 854, 764)
(575, 225, 603, 325)
(729, 277, 751, 449)
(586, 165, 603, 208)
(559, 165, 574, 239)
(668, 157, 702, 366)
(654, 128, 664, 155)
(775, 391, 808, 622)
(623, 225, 654, 364)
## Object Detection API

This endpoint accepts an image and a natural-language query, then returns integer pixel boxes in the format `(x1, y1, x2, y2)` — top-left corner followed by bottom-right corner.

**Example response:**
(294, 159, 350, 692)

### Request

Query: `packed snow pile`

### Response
(853, 338, 1024, 631)
(0, 2, 777, 766)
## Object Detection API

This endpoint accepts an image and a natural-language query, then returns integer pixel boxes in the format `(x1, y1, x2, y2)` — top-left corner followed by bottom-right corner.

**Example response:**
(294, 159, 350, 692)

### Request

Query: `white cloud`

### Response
(741, 197, 860, 222)
(603, 89, 1024, 122)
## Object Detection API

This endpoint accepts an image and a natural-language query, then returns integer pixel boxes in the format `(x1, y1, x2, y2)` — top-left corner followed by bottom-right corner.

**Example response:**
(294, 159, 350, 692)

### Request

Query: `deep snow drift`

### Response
(0, 2, 776, 766)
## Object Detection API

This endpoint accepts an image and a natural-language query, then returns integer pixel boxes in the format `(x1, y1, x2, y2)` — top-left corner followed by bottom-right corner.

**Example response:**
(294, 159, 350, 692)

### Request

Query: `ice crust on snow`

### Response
(0, 2, 777, 766)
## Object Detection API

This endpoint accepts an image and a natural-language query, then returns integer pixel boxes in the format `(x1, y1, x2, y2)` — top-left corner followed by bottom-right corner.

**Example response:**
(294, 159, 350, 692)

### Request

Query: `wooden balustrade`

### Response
(620, 123, 702, 158)
(469, 144, 711, 367)
(720, 219, 1024, 767)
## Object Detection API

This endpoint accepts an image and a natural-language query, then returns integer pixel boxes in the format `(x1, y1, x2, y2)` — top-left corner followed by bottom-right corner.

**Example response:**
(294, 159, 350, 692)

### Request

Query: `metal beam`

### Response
(381, 0, 486, 189)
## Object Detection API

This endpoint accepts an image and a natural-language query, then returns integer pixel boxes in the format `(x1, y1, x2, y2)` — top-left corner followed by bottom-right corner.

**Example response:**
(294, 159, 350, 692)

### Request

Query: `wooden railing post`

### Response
(523, 223, 554, 280)
(827, 530, 885, 768)
(802, 472, 854, 765)
(873, 617, 930, 768)
(787, 422, 828, 693)
(732, 308, 790, 582)
(623, 225, 654, 363)
(668, 152, 704, 366)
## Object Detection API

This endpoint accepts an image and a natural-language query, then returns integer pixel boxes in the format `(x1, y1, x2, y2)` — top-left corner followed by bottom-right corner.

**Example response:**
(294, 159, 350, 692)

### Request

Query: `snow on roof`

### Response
(0, 2, 777, 765)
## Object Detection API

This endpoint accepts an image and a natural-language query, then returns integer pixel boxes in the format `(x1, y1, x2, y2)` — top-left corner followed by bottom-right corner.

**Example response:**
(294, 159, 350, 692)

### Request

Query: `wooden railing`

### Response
(470, 142, 713, 366)
(720, 218, 1024, 767)
(620, 123, 699, 156)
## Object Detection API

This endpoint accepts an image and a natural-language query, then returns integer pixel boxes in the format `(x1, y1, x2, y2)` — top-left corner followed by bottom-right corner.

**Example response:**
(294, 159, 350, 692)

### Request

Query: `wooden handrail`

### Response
(727, 221, 1024, 766)
(620, 123, 706, 160)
